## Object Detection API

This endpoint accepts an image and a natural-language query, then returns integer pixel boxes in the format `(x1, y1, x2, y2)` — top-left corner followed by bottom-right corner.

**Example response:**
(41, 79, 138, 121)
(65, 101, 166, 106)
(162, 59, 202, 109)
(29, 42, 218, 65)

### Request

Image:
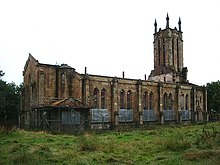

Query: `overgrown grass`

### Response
(0, 122, 220, 164)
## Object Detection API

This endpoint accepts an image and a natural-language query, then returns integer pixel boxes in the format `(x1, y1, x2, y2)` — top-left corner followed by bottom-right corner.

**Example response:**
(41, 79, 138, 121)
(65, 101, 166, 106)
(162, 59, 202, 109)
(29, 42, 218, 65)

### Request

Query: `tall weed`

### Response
(77, 134, 99, 152)
(194, 126, 219, 149)
(162, 129, 191, 151)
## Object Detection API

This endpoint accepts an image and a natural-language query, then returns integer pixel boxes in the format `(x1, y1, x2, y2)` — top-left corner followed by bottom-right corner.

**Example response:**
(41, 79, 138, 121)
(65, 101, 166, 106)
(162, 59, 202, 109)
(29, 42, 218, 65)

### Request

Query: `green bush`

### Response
(194, 126, 219, 149)
(77, 134, 99, 152)
(162, 130, 191, 151)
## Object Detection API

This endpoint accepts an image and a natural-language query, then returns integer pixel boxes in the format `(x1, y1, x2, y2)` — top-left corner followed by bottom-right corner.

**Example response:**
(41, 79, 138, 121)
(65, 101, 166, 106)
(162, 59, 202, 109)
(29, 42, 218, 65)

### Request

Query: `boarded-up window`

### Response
(118, 109, 133, 122)
(143, 110, 156, 121)
(91, 109, 109, 123)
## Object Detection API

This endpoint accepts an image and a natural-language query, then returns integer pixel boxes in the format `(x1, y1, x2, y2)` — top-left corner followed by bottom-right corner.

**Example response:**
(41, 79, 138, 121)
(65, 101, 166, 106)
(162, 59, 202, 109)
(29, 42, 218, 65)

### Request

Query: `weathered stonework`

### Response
(21, 15, 207, 130)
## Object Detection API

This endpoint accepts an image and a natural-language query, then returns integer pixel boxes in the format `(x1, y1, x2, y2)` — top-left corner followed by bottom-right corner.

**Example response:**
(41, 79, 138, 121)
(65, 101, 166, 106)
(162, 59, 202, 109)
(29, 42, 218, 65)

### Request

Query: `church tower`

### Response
(149, 14, 188, 83)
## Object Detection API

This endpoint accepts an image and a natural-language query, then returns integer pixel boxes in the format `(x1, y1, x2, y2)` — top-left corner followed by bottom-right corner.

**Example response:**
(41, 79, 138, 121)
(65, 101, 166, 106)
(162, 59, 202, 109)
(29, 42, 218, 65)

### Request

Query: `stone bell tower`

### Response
(149, 14, 188, 83)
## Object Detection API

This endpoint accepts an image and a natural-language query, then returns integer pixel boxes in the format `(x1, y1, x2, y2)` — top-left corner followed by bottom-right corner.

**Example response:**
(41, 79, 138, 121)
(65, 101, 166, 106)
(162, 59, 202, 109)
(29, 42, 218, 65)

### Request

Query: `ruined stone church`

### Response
(21, 15, 208, 131)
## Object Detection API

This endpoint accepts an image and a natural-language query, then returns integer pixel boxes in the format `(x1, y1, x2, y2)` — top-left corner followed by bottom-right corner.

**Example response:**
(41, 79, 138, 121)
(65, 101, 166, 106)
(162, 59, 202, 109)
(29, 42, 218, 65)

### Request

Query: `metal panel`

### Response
(118, 109, 133, 122)
(181, 110, 191, 120)
(91, 109, 109, 123)
(62, 110, 81, 124)
(164, 110, 175, 121)
(143, 110, 156, 121)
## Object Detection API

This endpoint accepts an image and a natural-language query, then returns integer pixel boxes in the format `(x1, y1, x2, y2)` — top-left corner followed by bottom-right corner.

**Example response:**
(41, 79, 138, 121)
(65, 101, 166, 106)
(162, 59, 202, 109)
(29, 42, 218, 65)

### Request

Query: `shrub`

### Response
(162, 130, 191, 151)
(11, 151, 33, 164)
(77, 134, 99, 152)
(194, 126, 219, 149)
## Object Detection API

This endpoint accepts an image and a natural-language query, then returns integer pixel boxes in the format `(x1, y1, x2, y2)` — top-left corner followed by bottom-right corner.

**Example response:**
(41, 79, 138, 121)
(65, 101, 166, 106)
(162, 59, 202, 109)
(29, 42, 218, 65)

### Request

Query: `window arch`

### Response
(101, 88, 107, 109)
(169, 93, 173, 110)
(93, 88, 99, 109)
(185, 94, 189, 110)
(180, 94, 184, 110)
(158, 39, 161, 65)
(163, 93, 168, 110)
(127, 90, 132, 109)
(177, 39, 179, 71)
(172, 38, 175, 65)
(143, 91, 148, 110)
(120, 89, 125, 109)
(163, 37, 166, 65)
(149, 92, 154, 110)
(61, 73, 65, 84)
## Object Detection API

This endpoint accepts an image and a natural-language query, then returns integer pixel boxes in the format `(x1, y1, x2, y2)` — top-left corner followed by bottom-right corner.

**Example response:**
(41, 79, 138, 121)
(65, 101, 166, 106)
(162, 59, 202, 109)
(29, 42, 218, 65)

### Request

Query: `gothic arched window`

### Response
(61, 73, 65, 84)
(185, 94, 189, 110)
(158, 40, 161, 65)
(143, 91, 148, 110)
(163, 38, 166, 65)
(120, 89, 125, 109)
(180, 94, 184, 110)
(93, 88, 99, 109)
(172, 38, 175, 66)
(163, 93, 168, 110)
(101, 88, 106, 109)
(127, 90, 132, 109)
(169, 93, 173, 110)
(177, 39, 179, 70)
(149, 92, 154, 110)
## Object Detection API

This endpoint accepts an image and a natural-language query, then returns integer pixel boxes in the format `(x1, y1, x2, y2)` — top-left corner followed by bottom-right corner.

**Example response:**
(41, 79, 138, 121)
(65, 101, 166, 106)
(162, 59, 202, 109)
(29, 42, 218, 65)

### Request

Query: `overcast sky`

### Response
(0, 0, 219, 86)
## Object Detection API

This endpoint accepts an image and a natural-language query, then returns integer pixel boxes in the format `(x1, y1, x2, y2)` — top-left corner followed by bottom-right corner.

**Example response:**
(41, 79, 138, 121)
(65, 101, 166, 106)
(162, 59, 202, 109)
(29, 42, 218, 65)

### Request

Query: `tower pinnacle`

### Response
(178, 17, 181, 31)
(154, 19, 157, 33)
(166, 13, 169, 28)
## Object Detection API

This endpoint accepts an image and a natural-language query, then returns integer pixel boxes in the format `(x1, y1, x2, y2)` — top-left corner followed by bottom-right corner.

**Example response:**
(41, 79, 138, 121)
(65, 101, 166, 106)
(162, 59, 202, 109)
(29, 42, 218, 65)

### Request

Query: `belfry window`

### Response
(172, 38, 175, 66)
(93, 88, 99, 109)
(101, 88, 106, 109)
(158, 40, 161, 65)
(120, 89, 125, 109)
(177, 39, 179, 70)
(127, 90, 132, 109)
(163, 38, 166, 65)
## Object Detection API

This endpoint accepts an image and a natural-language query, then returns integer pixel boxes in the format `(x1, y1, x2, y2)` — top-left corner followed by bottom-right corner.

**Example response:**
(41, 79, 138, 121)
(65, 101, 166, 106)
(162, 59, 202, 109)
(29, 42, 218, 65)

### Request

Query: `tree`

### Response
(0, 70, 4, 78)
(0, 70, 21, 126)
(207, 80, 220, 113)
